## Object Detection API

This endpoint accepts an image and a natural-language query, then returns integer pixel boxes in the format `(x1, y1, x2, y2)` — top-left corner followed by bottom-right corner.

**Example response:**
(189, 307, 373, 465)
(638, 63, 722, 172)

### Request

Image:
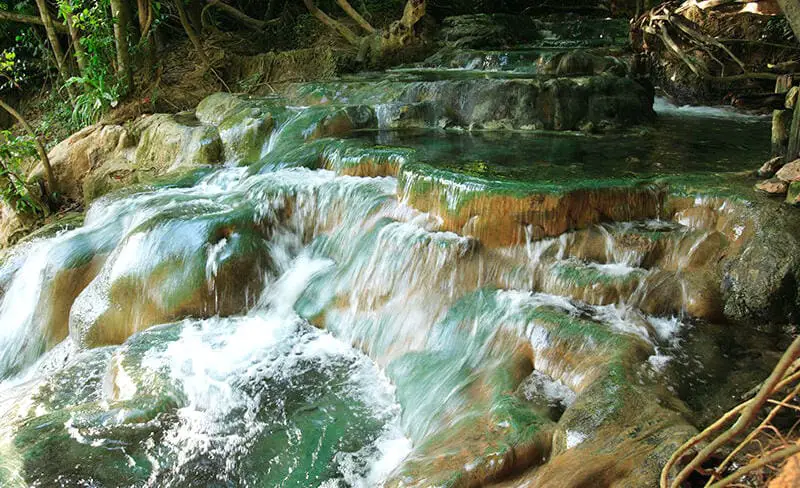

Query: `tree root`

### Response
(635, 1, 786, 86)
(660, 335, 800, 488)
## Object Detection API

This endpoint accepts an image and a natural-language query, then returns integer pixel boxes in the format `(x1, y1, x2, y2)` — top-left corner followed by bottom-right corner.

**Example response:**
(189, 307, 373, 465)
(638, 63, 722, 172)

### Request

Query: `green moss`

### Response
(552, 261, 643, 287)
(787, 181, 800, 206)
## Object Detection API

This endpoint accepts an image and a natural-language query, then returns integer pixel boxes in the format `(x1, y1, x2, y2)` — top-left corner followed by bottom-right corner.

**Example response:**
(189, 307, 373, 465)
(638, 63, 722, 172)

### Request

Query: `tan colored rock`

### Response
(755, 178, 789, 196)
(758, 156, 786, 178)
(770, 449, 800, 488)
(133, 113, 222, 173)
(776, 159, 800, 182)
(0, 201, 28, 247)
(84, 113, 224, 203)
(32, 124, 134, 203)
(28, 112, 224, 208)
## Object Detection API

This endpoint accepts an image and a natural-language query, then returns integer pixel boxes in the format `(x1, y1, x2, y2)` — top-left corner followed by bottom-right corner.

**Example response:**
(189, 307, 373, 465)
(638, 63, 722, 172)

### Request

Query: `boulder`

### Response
(133, 113, 222, 173)
(83, 113, 223, 203)
(0, 201, 28, 247)
(755, 178, 789, 196)
(770, 450, 800, 488)
(758, 156, 786, 178)
(776, 159, 800, 182)
(33, 124, 134, 203)
(722, 218, 800, 325)
(401, 75, 654, 131)
(195, 92, 250, 125)
(216, 105, 276, 164)
(69, 209, 273, 347)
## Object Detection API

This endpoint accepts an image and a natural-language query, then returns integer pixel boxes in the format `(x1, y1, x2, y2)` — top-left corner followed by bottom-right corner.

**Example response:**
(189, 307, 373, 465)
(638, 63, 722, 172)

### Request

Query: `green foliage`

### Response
(58, 0, 121, 125)
(0, 46, 21, 89)
(0, 131, 44, 215)
(0, 49, 14, 73)
(0, 0, 49, 90)
(66, 73, 119, 126)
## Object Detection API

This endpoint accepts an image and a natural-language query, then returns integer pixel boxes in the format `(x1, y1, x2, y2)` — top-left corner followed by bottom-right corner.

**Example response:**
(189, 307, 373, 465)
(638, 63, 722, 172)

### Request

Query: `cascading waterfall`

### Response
(0, 52, 784, 487)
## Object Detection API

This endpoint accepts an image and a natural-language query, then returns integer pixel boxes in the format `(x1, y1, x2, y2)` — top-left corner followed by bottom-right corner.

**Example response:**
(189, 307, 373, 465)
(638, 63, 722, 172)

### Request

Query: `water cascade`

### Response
(1, 15, 797, 488)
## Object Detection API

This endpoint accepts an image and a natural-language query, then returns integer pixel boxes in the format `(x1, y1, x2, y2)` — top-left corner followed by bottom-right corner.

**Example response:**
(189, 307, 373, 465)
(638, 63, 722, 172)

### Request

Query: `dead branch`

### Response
(636, 3, 781, 86)
(302, 0, 360, 45)
(335, 0, 375, 33)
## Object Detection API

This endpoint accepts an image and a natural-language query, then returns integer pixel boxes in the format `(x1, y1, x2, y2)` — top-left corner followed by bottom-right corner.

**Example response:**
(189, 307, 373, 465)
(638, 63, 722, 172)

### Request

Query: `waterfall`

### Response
(0, 80, 776, 487)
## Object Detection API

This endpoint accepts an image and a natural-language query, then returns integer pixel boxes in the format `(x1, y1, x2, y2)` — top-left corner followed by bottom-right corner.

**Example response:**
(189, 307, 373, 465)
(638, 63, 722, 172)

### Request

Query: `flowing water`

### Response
(0, 35, 788, 487)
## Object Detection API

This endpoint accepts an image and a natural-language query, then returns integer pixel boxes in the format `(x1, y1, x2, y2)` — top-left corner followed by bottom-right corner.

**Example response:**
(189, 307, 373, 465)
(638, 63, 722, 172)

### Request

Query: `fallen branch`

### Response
(670, 14, 746, 72)
(0, 10, 68, 33)
(636, 3, 781, 86)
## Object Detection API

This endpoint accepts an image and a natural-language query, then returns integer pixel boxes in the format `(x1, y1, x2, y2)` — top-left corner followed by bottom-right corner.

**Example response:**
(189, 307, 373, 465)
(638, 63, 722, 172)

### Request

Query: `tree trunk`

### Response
(64, 12, 88, 75)
(773, 74, 793, 158)
(33, 0, 76, 101)
(302, 0, 360, 45)
(335, 0, 375, 33)
(175, 0, 210, 67)
(777, 0, 800, 43)
(187, 0, 205, 34)
(137, 0, 156, 75)
(0, 98, 57, 201)
(266, 0, 280, 19)
(0, 10, 68, 32)
(110, 0, 133, 91)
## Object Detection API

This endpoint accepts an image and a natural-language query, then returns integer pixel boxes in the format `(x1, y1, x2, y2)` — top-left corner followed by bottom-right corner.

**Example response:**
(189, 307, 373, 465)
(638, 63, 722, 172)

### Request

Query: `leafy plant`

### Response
(58, 0, 121, 125)
(0, 130, 45, 215)
(66, 73, 120, 126)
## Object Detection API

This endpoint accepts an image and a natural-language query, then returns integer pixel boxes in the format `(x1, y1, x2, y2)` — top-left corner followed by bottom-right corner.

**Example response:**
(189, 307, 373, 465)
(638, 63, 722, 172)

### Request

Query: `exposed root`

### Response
(660, 335, 800, 487)
(635, 1, 784, 84)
